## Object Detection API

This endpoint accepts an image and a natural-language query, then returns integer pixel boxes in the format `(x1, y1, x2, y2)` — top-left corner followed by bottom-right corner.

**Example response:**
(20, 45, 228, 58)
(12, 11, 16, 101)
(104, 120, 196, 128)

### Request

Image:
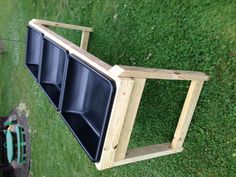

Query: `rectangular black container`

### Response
(60, 55, 116, 162)
(25, 26, 44, 80)
(39, 37, 68, 110)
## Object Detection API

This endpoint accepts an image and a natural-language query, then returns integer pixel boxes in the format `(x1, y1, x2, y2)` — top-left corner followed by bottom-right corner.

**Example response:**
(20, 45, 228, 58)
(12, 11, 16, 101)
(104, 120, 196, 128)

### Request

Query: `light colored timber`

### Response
(95, 77, 134, 170)
(110, 65, 209, 81)
(31, 19, 93, 32)
(80, 31, 90, 51)
(171, 80, 204, 149)
(115, 78, 146, 161)
(113, 143, 183, 167)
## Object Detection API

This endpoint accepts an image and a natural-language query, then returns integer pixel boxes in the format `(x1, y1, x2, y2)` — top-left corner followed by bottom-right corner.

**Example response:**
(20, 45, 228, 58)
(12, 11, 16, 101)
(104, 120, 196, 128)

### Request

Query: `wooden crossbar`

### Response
(110, 65, 209, 81)
(114, 143, 183, 167)
(29, 19, 209, 170)
(32, 19, 93, 32)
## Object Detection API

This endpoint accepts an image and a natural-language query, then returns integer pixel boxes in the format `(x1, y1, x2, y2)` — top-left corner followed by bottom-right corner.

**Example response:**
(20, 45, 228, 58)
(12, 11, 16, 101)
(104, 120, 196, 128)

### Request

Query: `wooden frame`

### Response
(28, 19, 209, 170)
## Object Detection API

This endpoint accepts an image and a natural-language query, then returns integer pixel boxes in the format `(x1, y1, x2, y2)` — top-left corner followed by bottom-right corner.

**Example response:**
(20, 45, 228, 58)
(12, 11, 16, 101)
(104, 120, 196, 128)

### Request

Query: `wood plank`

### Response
(115, 78, 146, 161)
(110, 65, 209, 81)
(80, 31, 90, 51)
(31, 19, 93, 32)
(171, 80, 204, 149)
(29, 20, 114, 78)
(113, 143, 183, 167)
(95, 77, 134, 170)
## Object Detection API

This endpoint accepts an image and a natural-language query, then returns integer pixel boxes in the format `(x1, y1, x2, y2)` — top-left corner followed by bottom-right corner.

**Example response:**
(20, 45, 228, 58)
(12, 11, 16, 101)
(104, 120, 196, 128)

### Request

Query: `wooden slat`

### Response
(113, 143, 183, 167)
(31, 19, 93, 32)
(80, 31, 90, 51)
(110, 65, 209, 81)
(171, 80, 204, 149)
(29, 20, 113, 77)
(115, 78, 146, 161)
(95, 77, 134, 170)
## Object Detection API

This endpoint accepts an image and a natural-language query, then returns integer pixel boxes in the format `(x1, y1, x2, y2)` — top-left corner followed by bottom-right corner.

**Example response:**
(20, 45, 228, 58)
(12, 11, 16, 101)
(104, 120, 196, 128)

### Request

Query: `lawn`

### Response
(0, 0, 235, 176)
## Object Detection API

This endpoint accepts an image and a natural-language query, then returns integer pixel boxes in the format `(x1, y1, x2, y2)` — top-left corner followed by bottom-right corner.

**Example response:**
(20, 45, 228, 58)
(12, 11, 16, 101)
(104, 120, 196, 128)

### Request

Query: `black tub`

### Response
(60, 55, 116, 162)
(39, 37, 68, 109)
(25, 26, 44, 80)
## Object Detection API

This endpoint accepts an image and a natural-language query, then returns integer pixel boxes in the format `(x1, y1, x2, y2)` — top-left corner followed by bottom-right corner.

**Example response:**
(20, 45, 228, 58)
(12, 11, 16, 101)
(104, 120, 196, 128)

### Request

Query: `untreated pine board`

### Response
(95, 77, 134, 170)
(110, 65, 209, 81)
(171, 80, 204, 149)
(34, 19, 92, 51)
(80, 31, 90, 51)
(115, 78, 146, 161)
(32, 19, 93, 32)
(113, 143, 183, 166)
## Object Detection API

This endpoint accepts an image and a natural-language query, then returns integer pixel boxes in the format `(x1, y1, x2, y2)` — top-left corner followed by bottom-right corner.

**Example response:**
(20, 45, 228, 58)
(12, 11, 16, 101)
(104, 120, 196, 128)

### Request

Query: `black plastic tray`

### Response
(25, 26, 117, 162)
(25, 26, 44, 80)
(39, 37, 68, 110)
(60, 54, 116, 162)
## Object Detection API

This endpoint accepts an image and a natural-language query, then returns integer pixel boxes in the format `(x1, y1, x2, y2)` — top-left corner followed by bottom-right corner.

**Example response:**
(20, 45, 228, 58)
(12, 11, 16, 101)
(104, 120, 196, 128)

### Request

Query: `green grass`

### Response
(0, 0, 235, 176)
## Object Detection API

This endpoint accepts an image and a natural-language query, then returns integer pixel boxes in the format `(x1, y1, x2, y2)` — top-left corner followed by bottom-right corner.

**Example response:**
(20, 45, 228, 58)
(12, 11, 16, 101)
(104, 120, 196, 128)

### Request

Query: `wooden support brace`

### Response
(95, 77, 134, 170)
(80, 31, 90, 51)
(31, 19, 93, 32)
(115, 78, 146, 161)
(114, 143, 183, 167)
(171, 80, 205, 149)
(110, 65, 209, 81)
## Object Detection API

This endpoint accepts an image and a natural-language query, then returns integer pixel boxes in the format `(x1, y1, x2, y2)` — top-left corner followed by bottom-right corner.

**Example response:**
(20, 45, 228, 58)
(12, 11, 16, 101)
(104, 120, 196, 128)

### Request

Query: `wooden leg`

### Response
(115, 78, 146, 161)
(95, 78, 134, 170)
(80, 31, 90, 51)
(171, 80, 204, 149)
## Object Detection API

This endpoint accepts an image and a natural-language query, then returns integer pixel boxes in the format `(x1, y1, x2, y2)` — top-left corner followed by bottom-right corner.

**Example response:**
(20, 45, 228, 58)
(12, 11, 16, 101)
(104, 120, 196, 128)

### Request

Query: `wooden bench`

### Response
(28, 19, 209, 170)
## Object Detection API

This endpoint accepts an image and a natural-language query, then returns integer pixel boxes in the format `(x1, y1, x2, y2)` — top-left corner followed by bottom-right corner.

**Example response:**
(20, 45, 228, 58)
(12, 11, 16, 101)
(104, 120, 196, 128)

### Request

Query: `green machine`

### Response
(4, 122, 26, 164)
